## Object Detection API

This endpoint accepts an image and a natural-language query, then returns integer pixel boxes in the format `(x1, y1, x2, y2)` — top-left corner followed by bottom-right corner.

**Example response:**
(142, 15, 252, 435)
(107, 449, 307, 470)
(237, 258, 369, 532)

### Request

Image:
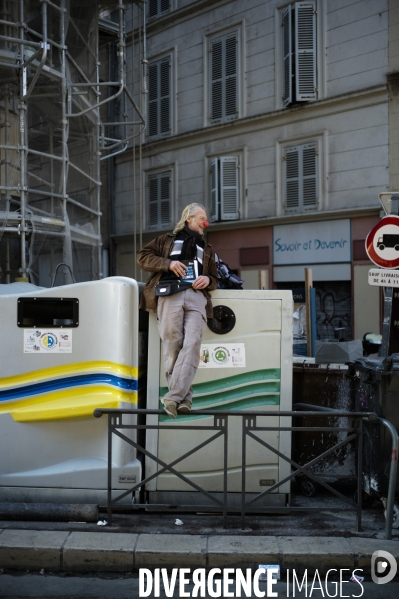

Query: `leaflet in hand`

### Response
(181, 260, 198, 282)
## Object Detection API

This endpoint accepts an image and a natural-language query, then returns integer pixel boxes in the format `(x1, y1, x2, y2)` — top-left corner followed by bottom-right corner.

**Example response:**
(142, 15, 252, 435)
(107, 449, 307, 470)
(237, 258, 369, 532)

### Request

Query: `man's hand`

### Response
(192, 275, 210, 290)
(169, 260, 188, 277)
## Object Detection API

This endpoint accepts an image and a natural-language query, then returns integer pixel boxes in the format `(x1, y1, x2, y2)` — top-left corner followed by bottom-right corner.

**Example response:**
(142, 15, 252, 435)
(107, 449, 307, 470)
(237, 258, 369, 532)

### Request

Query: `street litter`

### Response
(39, 569, 45, 575)
(350, 573, 364, 583)
(97, 520, 108, 526)
(175, 519, 183, 525)
(259, 565, 280, 580)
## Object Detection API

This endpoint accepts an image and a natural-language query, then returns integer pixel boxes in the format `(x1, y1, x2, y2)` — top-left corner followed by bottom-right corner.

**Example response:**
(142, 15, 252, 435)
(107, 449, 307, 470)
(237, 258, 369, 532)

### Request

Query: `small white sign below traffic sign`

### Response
(368, 268, 399, 287)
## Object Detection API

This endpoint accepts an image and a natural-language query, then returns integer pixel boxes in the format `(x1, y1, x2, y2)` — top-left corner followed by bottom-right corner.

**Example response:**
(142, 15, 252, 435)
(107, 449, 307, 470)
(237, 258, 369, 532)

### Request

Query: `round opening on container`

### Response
(207, 305, 236, 335)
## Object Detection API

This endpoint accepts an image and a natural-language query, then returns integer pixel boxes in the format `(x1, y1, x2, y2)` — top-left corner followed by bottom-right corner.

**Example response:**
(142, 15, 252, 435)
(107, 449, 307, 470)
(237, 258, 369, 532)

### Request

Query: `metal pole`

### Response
(379, 417, 399, 540)
(108, 414, 113, 526)
(18, 0, 27, 278)
(356, 418, 363, 532)
(380, 194, 399, 357)
(223, 416, 228, 529)
(241, 416, 247, 530)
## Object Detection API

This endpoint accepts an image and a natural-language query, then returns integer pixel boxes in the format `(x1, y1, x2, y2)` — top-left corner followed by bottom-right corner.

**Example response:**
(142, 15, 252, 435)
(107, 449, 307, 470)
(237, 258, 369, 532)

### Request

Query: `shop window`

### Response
(210, 156, 239, 222)
(281, 1, 317, 107)
(148, 56, 171, 138)
(147, 170, 172, 230)
(283, 141, 318, 213)
(209, 30, 239, 124)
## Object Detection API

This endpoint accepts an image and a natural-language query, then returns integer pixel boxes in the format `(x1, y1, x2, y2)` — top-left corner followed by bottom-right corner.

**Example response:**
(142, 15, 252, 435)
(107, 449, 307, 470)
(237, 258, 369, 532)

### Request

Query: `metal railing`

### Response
(93, 407, 398, 539)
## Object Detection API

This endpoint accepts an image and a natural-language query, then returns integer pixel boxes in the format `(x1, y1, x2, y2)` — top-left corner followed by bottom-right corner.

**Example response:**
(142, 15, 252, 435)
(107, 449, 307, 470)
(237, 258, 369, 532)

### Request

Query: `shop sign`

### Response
(273, 219, 351, 266)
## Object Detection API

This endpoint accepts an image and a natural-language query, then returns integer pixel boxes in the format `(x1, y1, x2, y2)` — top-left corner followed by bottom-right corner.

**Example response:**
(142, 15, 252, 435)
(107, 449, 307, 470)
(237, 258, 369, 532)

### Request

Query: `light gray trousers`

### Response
(157, 288, 207, 404)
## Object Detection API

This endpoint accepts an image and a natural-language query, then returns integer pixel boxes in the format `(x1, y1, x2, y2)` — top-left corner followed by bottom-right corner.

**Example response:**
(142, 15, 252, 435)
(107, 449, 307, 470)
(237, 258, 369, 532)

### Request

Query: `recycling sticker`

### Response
(199, 343, 246, 368)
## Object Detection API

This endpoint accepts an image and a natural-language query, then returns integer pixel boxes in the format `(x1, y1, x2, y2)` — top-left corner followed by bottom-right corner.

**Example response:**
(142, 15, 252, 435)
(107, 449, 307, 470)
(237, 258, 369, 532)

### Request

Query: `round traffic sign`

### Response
(366, 215, 399, 268)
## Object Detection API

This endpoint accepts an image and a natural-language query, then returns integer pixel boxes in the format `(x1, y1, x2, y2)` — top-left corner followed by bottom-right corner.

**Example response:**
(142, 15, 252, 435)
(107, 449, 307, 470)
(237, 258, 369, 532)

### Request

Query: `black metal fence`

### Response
(93, 407, 398, 539)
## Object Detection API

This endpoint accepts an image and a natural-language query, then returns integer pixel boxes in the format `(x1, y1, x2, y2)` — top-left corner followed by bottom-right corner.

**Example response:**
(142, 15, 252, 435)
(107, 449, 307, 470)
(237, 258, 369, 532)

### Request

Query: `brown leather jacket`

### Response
(137, 232, 218, 318)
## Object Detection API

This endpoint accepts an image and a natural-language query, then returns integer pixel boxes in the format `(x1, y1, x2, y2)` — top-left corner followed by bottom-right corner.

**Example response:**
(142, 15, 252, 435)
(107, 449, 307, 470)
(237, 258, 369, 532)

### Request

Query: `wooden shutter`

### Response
(302, 142, 317, 209)
(210, 32, 238, 122)
(148, 174, 159, 227)
(148, 171, 171, 228)
(160, 59, 170, 135)
(284, 145, 300, 212)
(295, 1, 317, 101)
(148, 63, 158, 137)
(282, 5, 292, 107)
(148, 0, 158, 18)
(211, 38, 223, 121)
(283, 143, 317, 213)
(148, 58, 170, 137)
(220, 156, 239, 220)
(210, 158, 218, 222)
(225, 33, 237, 118)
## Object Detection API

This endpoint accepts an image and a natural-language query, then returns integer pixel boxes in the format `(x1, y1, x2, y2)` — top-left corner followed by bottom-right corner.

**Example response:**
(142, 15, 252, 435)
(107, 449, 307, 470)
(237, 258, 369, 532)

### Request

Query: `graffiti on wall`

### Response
(315, 283, 352, 341)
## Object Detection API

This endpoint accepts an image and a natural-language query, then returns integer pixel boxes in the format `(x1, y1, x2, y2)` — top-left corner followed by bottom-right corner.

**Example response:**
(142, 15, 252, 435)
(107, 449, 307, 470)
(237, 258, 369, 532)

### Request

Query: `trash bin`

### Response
(349, 357, 399, 507)
(292, 362, 356, 496)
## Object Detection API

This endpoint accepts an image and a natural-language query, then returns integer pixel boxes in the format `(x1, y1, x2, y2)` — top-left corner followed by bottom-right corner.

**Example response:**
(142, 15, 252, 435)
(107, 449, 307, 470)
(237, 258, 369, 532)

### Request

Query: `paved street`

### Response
(1, 573, 399, 599)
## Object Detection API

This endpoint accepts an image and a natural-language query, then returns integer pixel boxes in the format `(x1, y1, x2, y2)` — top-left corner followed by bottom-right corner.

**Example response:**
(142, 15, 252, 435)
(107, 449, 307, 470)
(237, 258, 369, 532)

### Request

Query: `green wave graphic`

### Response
(159, 394, 280, 422)
(159, 368, 280, 398)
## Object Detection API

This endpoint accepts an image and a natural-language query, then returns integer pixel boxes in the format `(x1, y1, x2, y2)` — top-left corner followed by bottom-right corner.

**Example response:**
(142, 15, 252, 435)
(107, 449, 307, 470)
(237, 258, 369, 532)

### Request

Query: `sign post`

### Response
(366, 195, 399, 356)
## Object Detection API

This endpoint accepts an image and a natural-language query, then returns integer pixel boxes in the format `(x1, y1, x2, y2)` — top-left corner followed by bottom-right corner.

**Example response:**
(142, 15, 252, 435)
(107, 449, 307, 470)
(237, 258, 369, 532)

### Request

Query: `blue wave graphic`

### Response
(0, 374, 138, 403)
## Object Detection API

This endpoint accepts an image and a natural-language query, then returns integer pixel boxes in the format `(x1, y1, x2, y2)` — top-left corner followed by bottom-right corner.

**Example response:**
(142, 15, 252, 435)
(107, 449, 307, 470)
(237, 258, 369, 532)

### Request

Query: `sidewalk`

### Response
(1, 528, 398, 574)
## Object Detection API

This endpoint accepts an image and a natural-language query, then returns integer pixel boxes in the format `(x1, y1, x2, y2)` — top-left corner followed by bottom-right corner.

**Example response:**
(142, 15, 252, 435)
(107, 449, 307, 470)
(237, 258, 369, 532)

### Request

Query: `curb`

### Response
(1, 530, 399, 574)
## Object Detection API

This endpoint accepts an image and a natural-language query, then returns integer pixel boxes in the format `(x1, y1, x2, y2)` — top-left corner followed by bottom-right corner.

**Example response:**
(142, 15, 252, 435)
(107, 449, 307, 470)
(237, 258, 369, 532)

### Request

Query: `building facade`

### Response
(113, 0, 398, 341)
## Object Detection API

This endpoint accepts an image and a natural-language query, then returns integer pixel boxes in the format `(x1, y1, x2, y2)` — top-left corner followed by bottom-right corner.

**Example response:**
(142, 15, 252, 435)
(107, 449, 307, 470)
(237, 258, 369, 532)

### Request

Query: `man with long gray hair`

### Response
(137, 203, 217, 418)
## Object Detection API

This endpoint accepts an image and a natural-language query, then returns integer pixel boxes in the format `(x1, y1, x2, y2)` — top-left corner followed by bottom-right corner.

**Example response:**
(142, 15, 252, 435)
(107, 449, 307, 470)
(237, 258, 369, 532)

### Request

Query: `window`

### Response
(209, 31, 238, 124)
(147, 170, 172, 230)
(210, 156, 239, 221)
(148, 56, 171, 138)
(282, 1, 317, 107)
(148, 0, 170, 19)
(283, 142, 318, 213)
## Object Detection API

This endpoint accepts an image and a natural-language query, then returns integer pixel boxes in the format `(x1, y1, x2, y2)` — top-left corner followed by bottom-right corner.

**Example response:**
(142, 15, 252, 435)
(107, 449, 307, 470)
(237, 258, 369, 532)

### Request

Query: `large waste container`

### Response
(292, 362, 356, 496)
(349, 357, 399, 517)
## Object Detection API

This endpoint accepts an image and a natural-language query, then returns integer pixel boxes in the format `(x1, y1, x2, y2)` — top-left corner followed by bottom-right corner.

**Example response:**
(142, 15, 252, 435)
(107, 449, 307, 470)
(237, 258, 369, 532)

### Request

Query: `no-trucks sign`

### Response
(365, 215, 399, 269)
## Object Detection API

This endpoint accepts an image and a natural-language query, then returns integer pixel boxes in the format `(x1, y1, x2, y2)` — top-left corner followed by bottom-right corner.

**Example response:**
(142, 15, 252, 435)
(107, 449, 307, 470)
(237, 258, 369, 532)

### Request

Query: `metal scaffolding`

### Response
(0, 0, 144, 285)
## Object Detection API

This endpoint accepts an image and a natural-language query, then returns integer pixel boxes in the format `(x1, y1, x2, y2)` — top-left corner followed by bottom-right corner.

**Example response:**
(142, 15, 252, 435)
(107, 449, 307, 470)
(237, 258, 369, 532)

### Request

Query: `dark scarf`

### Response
(175, 225, 205, 260)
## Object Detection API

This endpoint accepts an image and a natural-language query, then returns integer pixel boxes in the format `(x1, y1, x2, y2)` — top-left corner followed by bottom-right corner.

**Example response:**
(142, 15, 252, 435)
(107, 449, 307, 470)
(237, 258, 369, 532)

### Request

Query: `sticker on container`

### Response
(23, 329, 72, 353)
(199, 343, 245, 368)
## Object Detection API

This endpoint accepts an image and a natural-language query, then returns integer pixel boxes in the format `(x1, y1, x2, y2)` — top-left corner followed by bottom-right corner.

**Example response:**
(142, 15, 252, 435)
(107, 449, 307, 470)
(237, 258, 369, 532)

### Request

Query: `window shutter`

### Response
(284, 146, 300, 213)
(148, 58, 171, 138)
(148, 171, 171, 228)
(149, 0, 170, 18)
(148, 174, 159, 227)
(211, 38, 223, 121)
(282, 5, 292, 107)
(225, 33, 237, 118)
(210, 158, 218, 222)
(148, 63, 158, 137)
(283, 142, 318, 213)
(160, 0, 170, 13)
(159, 171, 171, 225)
(160, 59, 170, 135)
(302, 143, 318, 209)
(220, 156, 239, 220)
(295, 1, 317, 101)
(210, 32, 238, 122)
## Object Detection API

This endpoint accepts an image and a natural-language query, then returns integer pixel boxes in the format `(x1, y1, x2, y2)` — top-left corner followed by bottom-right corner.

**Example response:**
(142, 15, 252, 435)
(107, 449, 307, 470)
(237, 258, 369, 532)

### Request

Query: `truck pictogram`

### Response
(377, 234, 399, 251)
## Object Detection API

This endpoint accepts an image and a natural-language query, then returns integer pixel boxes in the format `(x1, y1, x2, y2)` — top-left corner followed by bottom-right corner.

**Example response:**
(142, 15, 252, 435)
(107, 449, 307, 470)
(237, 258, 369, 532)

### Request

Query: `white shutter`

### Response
(220, 156, 239, 220)
(295, 1, 317, 101)
(283, 143, 318, 213)
(284, 146, 300, 213)
(282, 5, 292, 107)
(210, 158, 218, 222)
(302, 142, 318, 209)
